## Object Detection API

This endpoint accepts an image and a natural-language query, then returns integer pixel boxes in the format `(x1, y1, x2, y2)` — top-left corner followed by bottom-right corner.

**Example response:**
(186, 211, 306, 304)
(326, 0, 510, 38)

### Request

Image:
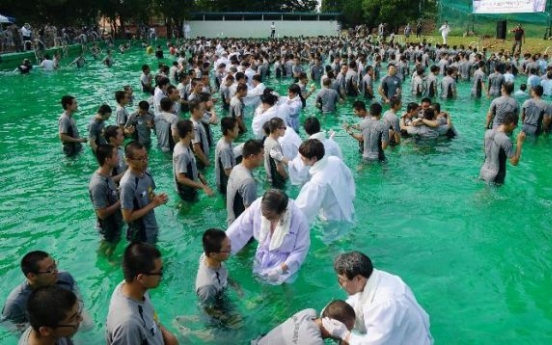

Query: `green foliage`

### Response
(194, 0, 318, 12)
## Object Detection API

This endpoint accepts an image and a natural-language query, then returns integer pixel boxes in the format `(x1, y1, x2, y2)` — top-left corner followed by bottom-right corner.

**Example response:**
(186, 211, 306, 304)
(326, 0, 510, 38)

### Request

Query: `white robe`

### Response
(278, 127, 302, 160)
(288, 132, 343, 186)
(295, 156, 355, 224)
(347, 269, 433, 345)
(252, 105, 278, 139)
(226, 198, 311, 285)
(243, 82, 266, 108)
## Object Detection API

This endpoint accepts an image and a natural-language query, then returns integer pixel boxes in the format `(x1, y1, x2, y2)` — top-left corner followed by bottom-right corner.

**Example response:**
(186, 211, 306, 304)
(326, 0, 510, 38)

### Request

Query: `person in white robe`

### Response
(288, 117, 343, 185)
(279, 84, 303, 132)
(323, 252, 433, 345)
(225, 189, 310, 285)
(252, 92, 279, 139)
(295, 139, 355, 224)
(243, 75, 266, 108)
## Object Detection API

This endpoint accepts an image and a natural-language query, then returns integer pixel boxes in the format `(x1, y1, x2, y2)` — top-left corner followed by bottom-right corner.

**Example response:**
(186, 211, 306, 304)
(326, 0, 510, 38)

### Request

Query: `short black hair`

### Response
(502, 112, 519, 126)
(176, 119, 193, 139)
(122, 242, 162, 282)
(303, 117, 321, 135)
(27, 286, 77, 332)
(407, 102, 419, 112)
(221, 117, 238, 136)
(369, 102, 382, 116)
(21, 251, 49, 276)
(61, 95, 75, 110)
(353, 100, 366, 112)
(160, 97, 174, 112)
(503, 81, 514, 94)
(299, 139, 325, 161)
(333, 251, 374, 280)
(261, 189, 289, 216)
(104, 125, 121, 143)
(242, 139, 264, 157)
(189, 100, 202, 114)
(115, 90, 127, 103)
(98, 104, 112, 116)
(96, 144, 115, 166)
(138, 101, 150, 111)
(321, 300, 356, 328)
(124, 141, 145, 160)
(202, 228, 227, 256)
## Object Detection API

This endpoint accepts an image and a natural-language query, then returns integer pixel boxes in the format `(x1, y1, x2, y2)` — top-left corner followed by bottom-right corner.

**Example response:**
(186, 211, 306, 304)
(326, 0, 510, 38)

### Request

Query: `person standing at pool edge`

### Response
(270, 22, 276, 39)
(480, 112, 526, 185)
(324, 251, 433, 344)
(58, 95, 86, 157)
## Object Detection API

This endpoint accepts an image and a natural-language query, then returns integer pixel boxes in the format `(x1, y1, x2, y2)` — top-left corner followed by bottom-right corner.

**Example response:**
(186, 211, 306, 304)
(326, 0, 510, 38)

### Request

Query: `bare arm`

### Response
(122, 194, 167, 222)
(96, 200, 121, 219)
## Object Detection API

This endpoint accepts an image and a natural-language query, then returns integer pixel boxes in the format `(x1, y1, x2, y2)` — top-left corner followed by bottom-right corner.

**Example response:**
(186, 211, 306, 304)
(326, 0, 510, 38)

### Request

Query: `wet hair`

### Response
(321, 300, 356, 330)
(189, 100, 202, 114)
(532, 85, 544, 97)
(115, 90, 127, 103)
(235, 72, 245, 81)
(261, 89, 278, 105)
(167, 85, 177, 96)
(369, 102, 382, 116)
(27, 286, 77, 332)
(353, 100, 366, 112)
(138, 101, 150, 111)
(221, 117, 238, 136)
(61, 95, 75, 110)
(268, 117, 285, 133)
(502, 112, 519, 126)
(236, 83, 248, 93)
(389, 97, 401, 109)
(503, 81, 514, 95)
(420, 97, 431, 104)
(202, 228, 227, 256)
(299, 139, 325, 161)
(520, 83, 527, 91)
(422, 108, 435, 120)
(407, 102, 419, 112)
(124, 141, 145, 160)
(242, 139, 264, 158)
(141, 64, 150, 72)
(261, 189, 289, 216)
(122, 242, 162, 282)
(96, 144, 115, 166)
(431, 103, 441, 113)
(21, 251, 49, 276)
(160, 97, 174, 112)
(333, 251, 374, 280)
(98, 104, 112, 116)
(104, 125, 121, 144)
(288, 84, 301, 95)
(199, 92, 211, 103)
(252, 74, 262, 82)
(156, 77, 170, 87)
(176, 119, 193, 139)
(303, 117, 321, 135)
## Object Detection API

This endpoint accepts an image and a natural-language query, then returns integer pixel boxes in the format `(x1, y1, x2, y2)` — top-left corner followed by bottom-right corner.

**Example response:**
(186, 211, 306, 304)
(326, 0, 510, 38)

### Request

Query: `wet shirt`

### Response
(480, 129, 515, 184)
(226, 164, 257, 225)
(522, 98, 547, 135)
(361, 117, 389, 161)
(489, 96, 519, 129)
(254, 309, 323, 345)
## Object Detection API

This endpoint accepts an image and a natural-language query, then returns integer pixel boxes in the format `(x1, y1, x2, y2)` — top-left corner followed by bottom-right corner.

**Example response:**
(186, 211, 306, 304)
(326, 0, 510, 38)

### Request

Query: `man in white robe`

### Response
(295, 139, 355, 224)
(226, 190, 310, 285)
(323, 252, 433, 345)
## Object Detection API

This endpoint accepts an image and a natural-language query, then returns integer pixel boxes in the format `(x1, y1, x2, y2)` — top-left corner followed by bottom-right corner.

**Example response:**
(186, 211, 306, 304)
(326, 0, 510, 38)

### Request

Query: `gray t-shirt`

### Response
(215, 138, 235, 191)
(226, 164, 257, 224)
(19, 327, 72, 345)
(2, 272, 77, 326)
(380, 74, 402, 99)
(126, 112, 154, 146)
(488, 72, 504, 97)
(361, 117, 389, 161)
(472, 69, 486, 97)
(58, 112, 82, 154)
(195, 254, 228, 305)
(88, 171, 123, 241)
(440, 76, 456, 99)
(264, 136, 284, 184)
(383, 110, 400, 133)
(480, 129, 515, 184)
(315, 88, 340, 113)
(120, 170, 158, 240)
(230, 96, 244, 118)
(489, 96, 519, 129)
(116, 106, 129, 126)
(254, 309, 323, 345)
(106, 281, 164, 345)
(173, 141, 198, 190)
(192, 118, 210, 157)
(522, 98, 547, 135)
(88, 118, 106, 147)
(154, 111, 178, 152)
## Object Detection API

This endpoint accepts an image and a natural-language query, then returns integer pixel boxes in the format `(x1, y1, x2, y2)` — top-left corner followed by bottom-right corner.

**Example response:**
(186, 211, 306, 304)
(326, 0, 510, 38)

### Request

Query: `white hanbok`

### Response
(346, 269, 433, 345)
(295, 156, 355, 224)
(226, 198, 310, 285)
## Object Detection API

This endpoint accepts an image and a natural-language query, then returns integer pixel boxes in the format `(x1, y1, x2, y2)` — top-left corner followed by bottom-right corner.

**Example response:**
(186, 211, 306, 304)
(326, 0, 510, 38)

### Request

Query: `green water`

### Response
(1, 49, 552, 345)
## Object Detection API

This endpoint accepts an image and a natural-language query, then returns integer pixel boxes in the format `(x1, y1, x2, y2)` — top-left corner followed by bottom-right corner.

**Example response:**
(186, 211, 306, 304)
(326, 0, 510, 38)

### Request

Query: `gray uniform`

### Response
(361, 117, 389, 162)
(480, 129, 515, 184)
(489, 96, 519, 129)
(380, 74, 402, 100)
(361, 74, 374, 98)
(488, 72, 504, 97)
(116, 106, 129, 127)
(383, 110, 400, 138)
(310, 65, 324, 82)
(88, 118, 106, 148)
(106, 281, 164, 345)
(154, 111, 178, 152)
(19, 327, 72, 345)
(88, 171, 123, 243)
(226, 164, 257, 224)
(215, 138, 235, 194)
(173, 141, 199, 202)
(125, 112, 154, 147)
(315, 88, 339, 113)
(522, 98, 547, 135)
(230, 96, 244, 119)
(58, 112, 82, 156)
(120, 169, 158, 243)
(2, 272, 77, 326)
(440, 76, 456, 99)
(472, 69, 486, 98)
(253, 309, 323, 345)
(195, 254, 228, 305)
(192, 118, 210, 161)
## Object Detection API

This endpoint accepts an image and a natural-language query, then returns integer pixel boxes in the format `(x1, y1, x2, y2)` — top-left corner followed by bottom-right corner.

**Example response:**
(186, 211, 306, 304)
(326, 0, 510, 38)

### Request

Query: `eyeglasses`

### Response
(36, 261, 58, 275)
(129, 156, 148, 162)
(54, 304, 83, 329)
(279, 126, 287, 130)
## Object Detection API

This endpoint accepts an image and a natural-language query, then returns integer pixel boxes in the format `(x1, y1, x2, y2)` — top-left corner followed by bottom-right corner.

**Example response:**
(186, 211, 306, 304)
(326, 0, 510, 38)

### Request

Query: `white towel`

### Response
(259, 207, 292, 251)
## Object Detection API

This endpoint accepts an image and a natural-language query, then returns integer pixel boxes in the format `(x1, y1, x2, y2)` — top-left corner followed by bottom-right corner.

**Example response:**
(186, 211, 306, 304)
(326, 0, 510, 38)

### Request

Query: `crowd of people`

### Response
(3, 27, 551, 344)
